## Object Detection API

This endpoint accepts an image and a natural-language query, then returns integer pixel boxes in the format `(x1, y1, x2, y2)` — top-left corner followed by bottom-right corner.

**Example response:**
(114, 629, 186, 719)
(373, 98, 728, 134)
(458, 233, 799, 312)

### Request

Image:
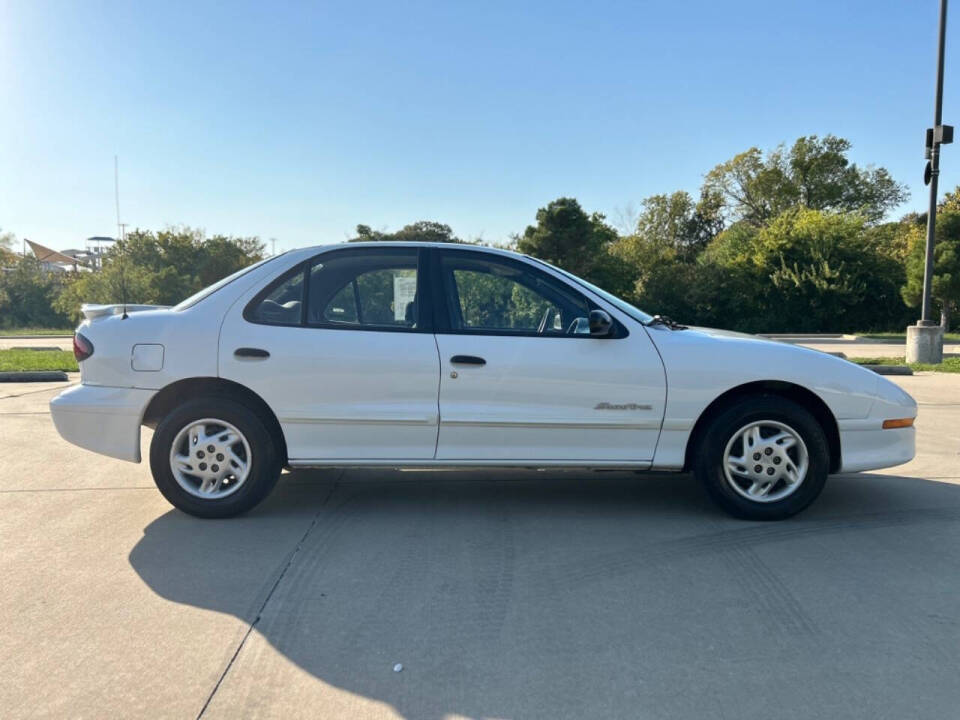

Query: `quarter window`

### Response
(246, 269, 305, 325)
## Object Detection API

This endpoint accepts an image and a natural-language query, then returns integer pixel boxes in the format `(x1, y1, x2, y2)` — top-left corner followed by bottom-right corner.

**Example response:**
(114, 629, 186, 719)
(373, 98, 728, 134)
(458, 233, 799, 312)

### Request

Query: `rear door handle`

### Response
(450, 355, 486, 366)
(234, 347, 270, 359)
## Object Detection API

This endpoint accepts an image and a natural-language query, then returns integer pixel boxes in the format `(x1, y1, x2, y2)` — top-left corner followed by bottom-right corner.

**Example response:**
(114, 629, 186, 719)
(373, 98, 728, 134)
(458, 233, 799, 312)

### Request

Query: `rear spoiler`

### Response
(80, 304, 170, 320)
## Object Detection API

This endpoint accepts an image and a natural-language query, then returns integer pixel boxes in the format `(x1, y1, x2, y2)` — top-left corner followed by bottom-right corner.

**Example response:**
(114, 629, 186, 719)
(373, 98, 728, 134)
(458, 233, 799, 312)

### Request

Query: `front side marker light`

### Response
(882, 418, 915, 429)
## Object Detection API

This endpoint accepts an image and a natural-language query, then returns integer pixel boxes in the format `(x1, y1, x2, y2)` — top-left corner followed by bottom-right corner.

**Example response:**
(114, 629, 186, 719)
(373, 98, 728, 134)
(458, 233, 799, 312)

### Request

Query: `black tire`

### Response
(149, 397, 281, 518)
(693, 395, 830, 521)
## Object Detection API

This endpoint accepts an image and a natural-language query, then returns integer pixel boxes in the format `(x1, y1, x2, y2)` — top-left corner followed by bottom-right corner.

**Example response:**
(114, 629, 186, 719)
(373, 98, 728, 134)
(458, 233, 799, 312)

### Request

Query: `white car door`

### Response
(219, 246, 440, 461)
(431, 249, 666, 464)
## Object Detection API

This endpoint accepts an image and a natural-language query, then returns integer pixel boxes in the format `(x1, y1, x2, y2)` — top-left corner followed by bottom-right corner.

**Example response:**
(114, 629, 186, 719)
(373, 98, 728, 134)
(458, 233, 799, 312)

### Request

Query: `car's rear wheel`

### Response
(149, 397, 281, 518)
(693, 395, 829, 520)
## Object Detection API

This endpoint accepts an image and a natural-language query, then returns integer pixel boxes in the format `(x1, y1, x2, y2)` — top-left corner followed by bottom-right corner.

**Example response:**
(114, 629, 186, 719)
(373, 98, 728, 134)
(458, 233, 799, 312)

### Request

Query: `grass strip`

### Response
(0, 327, 74, 336)
(0, 349, 79, 372)
(857, 332, 960, 343)
(851, 356, 960, 373)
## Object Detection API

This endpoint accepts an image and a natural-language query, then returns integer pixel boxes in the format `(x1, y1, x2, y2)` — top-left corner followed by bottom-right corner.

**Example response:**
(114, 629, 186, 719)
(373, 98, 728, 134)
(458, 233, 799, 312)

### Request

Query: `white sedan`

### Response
(50, 242, 917, 520)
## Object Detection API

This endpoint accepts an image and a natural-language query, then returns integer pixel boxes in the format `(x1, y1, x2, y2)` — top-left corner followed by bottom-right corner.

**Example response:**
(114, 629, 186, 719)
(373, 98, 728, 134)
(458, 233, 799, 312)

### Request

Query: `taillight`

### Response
(73, 333, 94, 362)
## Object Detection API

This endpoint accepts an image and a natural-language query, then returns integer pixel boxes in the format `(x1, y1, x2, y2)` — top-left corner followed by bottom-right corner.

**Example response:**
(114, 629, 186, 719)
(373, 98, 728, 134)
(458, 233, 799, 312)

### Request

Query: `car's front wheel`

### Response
(693, 395, 829, 520)
(149, 397, 281, 518)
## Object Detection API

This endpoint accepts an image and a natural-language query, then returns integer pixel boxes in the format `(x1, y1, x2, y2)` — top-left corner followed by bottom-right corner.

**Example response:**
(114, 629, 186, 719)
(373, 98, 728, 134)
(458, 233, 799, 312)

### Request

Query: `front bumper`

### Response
(50, 384, 156, 463)
(837, 374, 917, 473)
(838, 421, 916, 472)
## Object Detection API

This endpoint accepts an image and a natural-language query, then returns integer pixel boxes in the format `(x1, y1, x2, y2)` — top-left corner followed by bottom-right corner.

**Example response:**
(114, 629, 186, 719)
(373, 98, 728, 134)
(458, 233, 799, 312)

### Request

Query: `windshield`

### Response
(530, 258, 654, 324)
(173, 256, 280, 311)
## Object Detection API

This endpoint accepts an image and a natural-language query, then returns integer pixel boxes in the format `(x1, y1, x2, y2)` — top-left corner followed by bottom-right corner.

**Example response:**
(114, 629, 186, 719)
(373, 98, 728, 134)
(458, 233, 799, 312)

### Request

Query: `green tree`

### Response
(865, 218, 919, 264)
(54, 227, 264, 320)
(607, 135, 908, 329)
(515, 197, 623, 290)
(902, 188, 960, 330)
(0, 229, 16, 266)
(53, 263, 158, 320)
(350, 221, 464, 243)
(702, 208, 909, 332)
(197, 235, 265, 287)
(630, 191, 723, 260)
(0, 257, 72, 328)
(704, 135, 907, 226)
(609, 190, 724, 309)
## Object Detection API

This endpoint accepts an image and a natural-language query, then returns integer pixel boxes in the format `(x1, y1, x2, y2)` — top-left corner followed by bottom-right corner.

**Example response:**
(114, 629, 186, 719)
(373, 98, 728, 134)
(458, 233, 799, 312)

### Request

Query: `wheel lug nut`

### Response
(199, 462, 207, 470)
(753, 452, 761, 461)
(773, 457, 781, 465)
(766, 467, 775, 475)
(207, 445, 215, 453)
(764, 448, 773, 456)
(754, 465, 763, 473)
(216, 453, 224, 461)
(212, 464, 219, 472)
(197, 451, 205, 459)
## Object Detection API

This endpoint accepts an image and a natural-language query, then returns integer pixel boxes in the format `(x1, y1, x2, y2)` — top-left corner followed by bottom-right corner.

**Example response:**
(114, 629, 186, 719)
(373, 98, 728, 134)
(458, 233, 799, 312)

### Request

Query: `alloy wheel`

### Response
(722, 420, 809, 503)
(169, 418, 252, 500)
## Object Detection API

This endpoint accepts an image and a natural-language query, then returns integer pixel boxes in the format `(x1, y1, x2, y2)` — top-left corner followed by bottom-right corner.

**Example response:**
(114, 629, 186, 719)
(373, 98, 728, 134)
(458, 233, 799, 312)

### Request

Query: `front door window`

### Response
(439, 253, 591, 336)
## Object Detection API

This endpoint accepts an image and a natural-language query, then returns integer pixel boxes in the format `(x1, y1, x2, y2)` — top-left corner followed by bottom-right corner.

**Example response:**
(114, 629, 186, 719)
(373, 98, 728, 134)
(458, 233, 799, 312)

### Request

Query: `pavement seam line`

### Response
(0, 486, 156, 493)
(0, 382, 77, 401)
(195, 475, 342, 719)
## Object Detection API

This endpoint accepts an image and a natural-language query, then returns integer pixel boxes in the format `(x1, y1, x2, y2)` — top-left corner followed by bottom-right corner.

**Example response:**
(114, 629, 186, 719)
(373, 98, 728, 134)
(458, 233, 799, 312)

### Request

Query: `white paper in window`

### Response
(393, 274, 417, 321)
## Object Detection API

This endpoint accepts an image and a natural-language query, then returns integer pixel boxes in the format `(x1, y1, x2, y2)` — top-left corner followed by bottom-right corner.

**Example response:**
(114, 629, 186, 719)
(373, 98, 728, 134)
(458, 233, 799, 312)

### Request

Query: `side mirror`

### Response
(588, 309, 614, 337)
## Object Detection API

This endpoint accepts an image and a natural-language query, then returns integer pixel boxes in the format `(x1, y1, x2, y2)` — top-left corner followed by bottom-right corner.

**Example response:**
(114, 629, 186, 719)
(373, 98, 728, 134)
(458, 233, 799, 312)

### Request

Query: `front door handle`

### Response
(234, 347, 270, 359)
(450, 355, 486, 366)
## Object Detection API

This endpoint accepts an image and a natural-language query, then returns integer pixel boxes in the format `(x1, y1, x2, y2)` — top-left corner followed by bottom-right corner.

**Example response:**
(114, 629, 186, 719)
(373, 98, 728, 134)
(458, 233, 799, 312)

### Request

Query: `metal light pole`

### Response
(909, 0, 952, 362)
(923, 0, 950, 325)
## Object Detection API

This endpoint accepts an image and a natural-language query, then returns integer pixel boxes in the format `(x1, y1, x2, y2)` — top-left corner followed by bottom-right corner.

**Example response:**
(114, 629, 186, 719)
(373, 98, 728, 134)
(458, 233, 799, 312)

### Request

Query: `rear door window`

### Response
(307, 248, 421, 330)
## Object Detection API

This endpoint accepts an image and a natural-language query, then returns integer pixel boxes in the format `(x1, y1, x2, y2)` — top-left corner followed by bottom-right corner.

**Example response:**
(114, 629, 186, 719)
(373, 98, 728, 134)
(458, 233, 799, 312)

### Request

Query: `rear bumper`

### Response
(50, 384, 155, 463)
(838, 423, 915, 473)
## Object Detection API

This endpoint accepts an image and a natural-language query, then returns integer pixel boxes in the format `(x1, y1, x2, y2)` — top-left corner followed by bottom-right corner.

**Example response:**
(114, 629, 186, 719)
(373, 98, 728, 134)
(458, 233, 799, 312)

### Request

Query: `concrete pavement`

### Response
(2, 373, 960, 718)
(789, 336, 960, 359)
(0, 337, 73, 351)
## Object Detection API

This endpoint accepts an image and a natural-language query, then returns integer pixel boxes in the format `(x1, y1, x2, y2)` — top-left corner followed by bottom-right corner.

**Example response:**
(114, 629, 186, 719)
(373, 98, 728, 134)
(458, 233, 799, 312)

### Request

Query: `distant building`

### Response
(84, 236, 115, 270)
(25, 240, 93, 273)
(24, 236, 115, 272)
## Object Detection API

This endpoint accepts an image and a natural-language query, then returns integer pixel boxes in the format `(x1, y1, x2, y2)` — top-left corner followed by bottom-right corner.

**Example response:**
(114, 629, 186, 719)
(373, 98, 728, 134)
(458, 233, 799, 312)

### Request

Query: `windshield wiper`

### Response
(646, 315, 687, 330)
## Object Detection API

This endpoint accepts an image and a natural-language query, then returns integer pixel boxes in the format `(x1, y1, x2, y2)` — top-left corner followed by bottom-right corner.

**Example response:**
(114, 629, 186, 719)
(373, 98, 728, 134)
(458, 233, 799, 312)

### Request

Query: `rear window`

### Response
(173, 256, 280, 311)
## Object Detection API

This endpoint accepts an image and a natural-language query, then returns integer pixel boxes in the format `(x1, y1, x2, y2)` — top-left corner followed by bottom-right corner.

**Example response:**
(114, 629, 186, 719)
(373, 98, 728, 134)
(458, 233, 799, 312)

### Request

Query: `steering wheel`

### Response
(537, 307, 555, 335)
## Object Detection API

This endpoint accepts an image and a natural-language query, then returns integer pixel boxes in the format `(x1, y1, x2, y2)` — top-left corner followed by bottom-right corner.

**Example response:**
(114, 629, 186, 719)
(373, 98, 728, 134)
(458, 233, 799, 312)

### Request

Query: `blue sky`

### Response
(1, 0, 956, 252)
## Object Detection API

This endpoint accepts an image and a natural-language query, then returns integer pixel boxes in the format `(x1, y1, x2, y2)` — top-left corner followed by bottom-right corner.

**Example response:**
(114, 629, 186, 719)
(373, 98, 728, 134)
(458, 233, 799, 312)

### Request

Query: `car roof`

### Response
(292, 241, 527, 259)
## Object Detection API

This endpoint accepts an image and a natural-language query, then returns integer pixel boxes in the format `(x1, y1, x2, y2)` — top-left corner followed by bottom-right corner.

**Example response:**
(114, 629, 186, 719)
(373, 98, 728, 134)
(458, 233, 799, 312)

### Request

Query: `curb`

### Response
(760, 333, 853, 340)
(0, 335, 73, 339)
(0, 371, 70, 382)
(865, 365, 913, 376)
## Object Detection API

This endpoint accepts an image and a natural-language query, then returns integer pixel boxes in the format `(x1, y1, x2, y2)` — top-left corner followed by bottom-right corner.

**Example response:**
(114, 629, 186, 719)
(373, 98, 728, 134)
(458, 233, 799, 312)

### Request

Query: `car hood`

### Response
(680, 325, 847, 360)
(660, 324, 862, 365)
(685, 325, 783, 343)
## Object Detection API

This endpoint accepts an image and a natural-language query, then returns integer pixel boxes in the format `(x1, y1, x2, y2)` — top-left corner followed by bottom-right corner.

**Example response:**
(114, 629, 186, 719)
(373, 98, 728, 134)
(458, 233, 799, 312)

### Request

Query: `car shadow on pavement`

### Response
(129, 470, 960, 719)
